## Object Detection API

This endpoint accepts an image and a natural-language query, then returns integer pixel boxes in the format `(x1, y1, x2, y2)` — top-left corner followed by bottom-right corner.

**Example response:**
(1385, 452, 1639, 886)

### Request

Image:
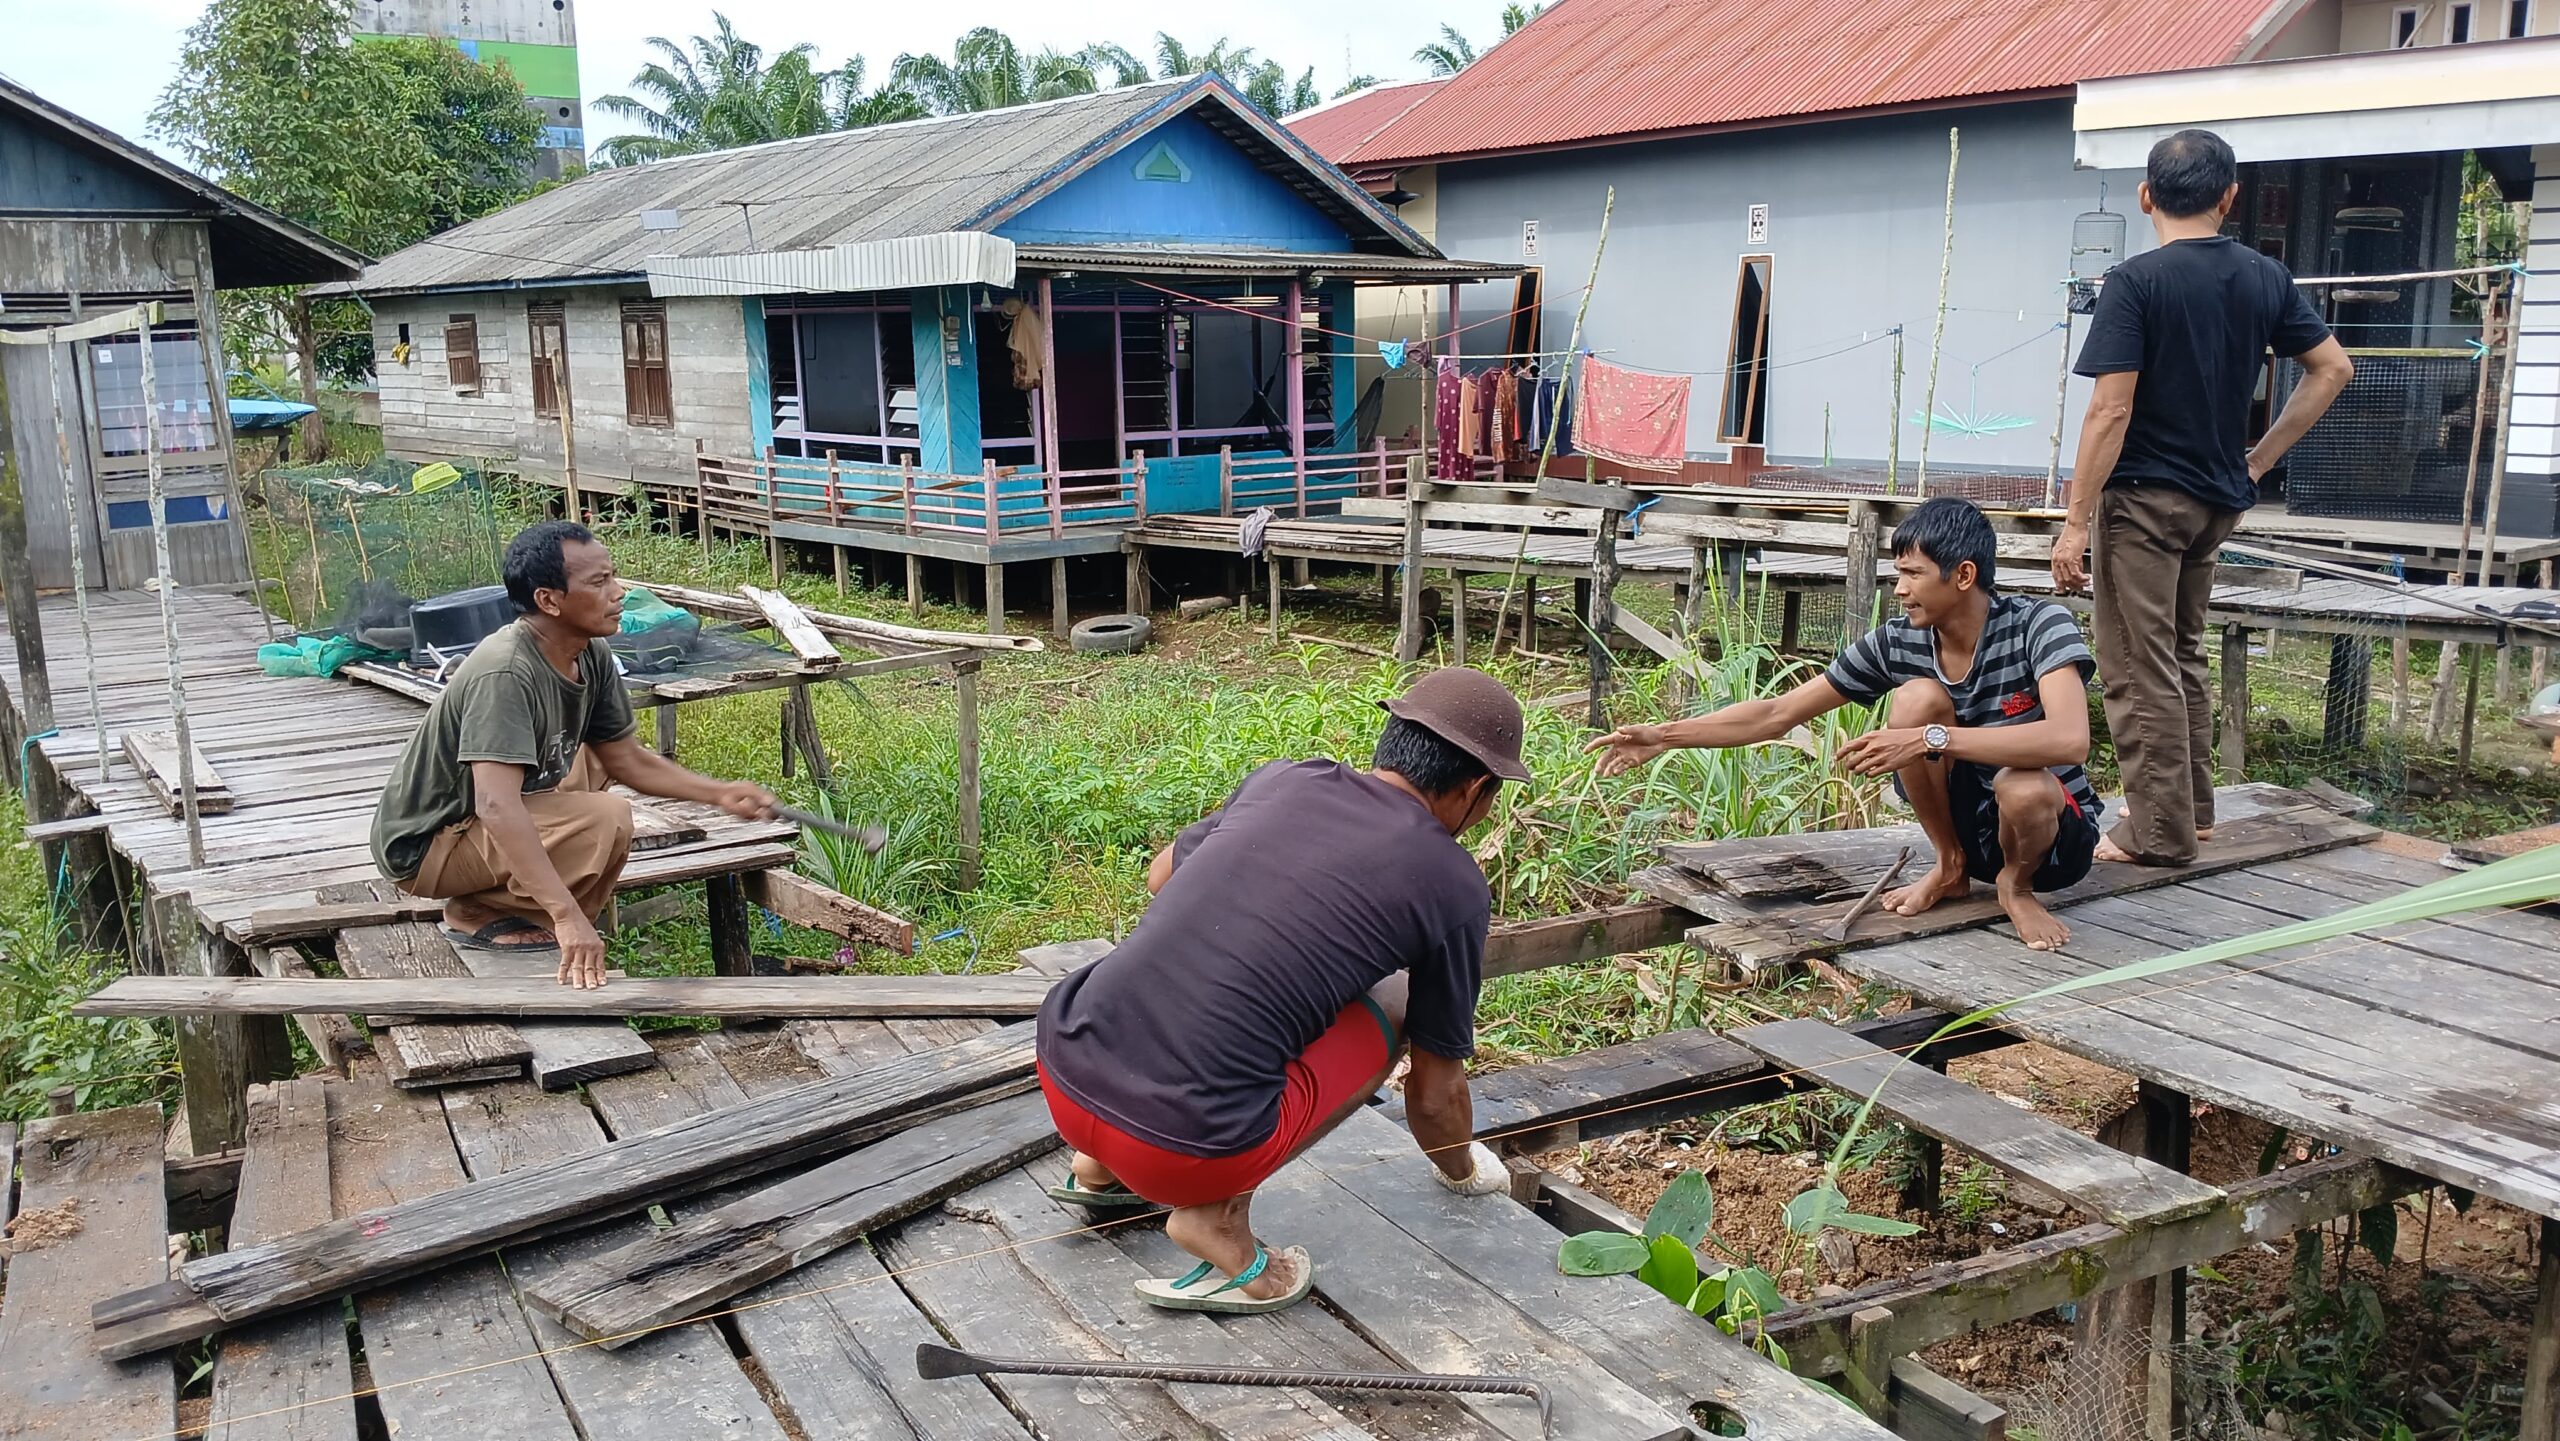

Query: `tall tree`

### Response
(1414, 24, 1478, 76)
(593, 12, 852, 163)
(891, 28, 1106, 115)
(153, 0, 534, 456)
(831, 57, 931, 129)
(1153, 35, 1261, 80)
(1078, 43, 1153, 88)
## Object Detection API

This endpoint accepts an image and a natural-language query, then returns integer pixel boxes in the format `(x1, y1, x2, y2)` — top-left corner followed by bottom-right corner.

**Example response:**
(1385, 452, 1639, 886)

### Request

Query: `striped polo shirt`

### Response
(1825, 593, 2104, 818)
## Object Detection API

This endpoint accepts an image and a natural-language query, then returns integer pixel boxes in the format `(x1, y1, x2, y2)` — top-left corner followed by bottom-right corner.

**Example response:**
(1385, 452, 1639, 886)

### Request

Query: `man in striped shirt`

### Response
(1589, 498, 2101, 950)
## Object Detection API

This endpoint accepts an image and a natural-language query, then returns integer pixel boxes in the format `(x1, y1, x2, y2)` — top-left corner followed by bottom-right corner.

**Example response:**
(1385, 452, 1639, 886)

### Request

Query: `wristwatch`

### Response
(1923, 723, 1950, 762)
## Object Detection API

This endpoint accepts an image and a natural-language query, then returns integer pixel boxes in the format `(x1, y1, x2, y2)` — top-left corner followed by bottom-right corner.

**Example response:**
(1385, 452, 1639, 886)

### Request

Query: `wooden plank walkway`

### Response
(1134, 513, 1700, 579)
(0, 1021, 1891, 1441)
(1, 588, 800, 945)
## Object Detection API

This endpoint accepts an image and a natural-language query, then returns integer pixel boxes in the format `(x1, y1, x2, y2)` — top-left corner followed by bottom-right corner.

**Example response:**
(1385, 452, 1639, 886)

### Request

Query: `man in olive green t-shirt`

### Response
(372, 521, 776, 988)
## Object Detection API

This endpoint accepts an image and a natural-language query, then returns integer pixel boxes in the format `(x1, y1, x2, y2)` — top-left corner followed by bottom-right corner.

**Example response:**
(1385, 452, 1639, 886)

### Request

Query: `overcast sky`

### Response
(6, 0, 1493, 160)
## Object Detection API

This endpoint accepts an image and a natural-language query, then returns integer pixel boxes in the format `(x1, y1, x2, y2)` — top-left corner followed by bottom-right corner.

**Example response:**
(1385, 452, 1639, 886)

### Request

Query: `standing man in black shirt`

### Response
(2053, 129, 2354, 866)
(1035, 667, 1530, 1315)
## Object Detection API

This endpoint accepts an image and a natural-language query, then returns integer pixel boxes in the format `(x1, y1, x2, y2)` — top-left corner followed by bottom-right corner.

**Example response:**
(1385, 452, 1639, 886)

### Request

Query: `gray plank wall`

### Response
(374, 290, 752, 491)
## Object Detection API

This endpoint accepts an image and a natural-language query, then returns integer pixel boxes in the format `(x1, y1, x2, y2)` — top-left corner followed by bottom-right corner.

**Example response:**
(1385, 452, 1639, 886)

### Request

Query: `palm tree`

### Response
(891, 28, 1104, 114)
(1333, 74, 1381, 98)
(1153, 35, 1261, 81)
(1413, 24, 1477, 76)
(830, 56, 929, 129)
(593, 12, 839, 163)
(1077, 43, 1152, 88)
(1502, 2, 1547, 34)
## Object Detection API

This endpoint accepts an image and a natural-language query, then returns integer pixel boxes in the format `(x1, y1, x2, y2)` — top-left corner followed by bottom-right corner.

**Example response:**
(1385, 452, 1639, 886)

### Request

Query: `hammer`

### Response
(1821, 846, 1913, 945)
(769, 802, 887, 855)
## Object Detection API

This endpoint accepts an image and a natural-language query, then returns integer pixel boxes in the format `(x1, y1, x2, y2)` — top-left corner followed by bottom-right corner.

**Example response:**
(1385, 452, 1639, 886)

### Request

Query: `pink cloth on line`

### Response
(1572, 358, 1691, 473)
(1433, 358, 1465, 483)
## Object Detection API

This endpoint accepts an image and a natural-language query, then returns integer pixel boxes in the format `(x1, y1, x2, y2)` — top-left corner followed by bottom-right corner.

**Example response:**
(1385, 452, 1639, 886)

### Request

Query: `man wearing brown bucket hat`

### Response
(1034, 666, 1529, 1315)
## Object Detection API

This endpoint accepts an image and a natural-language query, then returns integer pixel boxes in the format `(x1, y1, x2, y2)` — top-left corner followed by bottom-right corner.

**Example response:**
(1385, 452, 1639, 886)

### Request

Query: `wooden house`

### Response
(335, 74, 1524, 617)
(0, 76, 365, 590)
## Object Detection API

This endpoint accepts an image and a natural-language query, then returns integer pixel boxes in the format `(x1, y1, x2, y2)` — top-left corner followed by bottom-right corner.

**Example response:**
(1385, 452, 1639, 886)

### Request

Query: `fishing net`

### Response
(2276, 353, 2496, 524)
(250, 455, 510, 632)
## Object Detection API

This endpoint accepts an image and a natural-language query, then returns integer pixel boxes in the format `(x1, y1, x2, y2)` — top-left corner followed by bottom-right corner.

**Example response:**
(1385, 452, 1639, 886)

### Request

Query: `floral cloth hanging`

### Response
(1572, 357, 1690, 473)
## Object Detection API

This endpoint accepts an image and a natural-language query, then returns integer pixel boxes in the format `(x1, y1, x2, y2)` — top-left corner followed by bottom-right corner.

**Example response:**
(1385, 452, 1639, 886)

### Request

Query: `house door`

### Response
(80, 317, 245, 592)
(0, 337, 107, 591)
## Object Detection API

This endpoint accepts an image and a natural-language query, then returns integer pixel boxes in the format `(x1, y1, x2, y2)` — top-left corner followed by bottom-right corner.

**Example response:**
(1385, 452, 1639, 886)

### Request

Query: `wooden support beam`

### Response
(1587, 470, 1623, 731)
(743, 868, 915, 952)
(1888, 1357, 2007, 1441)
(1050, 555, 1069, 642)
(1395, 457, 1428, 661)
(2218, 625, 2250, 781)
(1841, 499, 1881, 640)
(88, 1027, 1040, 1360)
(247, 944, 368, 1075)
(705, 873, 752, 977)
(983, 562, 1004, 637)
(906, 553, 924, 617)
(955, 659, 982, 892)
(2526, 1217, 2558, 1441)
(79, 973, 1054, 1020)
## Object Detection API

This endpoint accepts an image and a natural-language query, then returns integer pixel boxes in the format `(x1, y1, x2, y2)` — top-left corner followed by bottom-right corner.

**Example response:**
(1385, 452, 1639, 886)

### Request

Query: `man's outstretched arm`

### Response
(1837, 667, 2093, 776)
(1586, 674, 1852, 776)
(591, 735, 773, 819)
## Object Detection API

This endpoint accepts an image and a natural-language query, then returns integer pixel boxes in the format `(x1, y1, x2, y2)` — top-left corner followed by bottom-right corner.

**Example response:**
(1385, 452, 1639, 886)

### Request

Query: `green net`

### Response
(249, 456, 511, 632)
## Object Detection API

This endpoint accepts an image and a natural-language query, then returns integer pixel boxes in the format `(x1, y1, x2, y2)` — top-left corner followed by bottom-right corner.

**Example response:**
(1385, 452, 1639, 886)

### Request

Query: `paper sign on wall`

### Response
(1747, 203, 1770, 245)
(1521, 219, 1541, 260)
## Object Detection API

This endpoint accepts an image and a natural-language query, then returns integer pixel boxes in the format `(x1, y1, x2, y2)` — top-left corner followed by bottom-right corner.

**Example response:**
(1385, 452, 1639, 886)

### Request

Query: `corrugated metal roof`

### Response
(1286, 79, 1450, 168)
(1342, 0, 2281, 168)
(0, 75, 367, 288)
(342, 76, 1438, 297)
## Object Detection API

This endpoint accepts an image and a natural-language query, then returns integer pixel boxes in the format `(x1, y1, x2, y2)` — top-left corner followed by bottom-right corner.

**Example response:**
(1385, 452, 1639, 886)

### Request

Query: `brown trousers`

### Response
(2091, 483, 2243, 866)
(404, 747, 633, 924)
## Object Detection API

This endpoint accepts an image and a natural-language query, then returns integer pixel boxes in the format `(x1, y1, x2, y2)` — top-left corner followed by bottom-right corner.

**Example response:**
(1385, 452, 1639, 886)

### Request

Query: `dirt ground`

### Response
(1544, 1041, 2546, 1425)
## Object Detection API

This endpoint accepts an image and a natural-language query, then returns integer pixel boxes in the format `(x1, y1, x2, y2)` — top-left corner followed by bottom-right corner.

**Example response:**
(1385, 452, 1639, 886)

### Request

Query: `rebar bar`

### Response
(915, 1342, 1553, 1438)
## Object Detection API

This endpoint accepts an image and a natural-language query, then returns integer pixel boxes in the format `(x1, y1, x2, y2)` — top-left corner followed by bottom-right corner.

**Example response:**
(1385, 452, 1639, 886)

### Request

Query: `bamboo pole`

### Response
(48, 347, 108, 781)
(1916, 127, 1960, 493)
(2046, 298, 2074, 508)
(2431, 283, 2506, 743)
(138, 319, 204, 868)
(1885, 326, 1905, 494)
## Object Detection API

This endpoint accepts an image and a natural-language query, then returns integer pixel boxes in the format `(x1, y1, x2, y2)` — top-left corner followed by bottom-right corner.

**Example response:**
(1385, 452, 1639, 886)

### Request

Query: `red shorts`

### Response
(1038, 996, 1396, 1209)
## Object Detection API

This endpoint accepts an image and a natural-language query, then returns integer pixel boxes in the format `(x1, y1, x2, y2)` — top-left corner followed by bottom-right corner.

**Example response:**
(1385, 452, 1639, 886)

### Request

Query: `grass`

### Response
(0, 788, 176, 1122)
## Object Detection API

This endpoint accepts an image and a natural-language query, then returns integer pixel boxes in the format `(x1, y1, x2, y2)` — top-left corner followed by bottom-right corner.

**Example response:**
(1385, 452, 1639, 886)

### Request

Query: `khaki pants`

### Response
(403, 747, 633, 924)
(2091, 483, 2243, 866)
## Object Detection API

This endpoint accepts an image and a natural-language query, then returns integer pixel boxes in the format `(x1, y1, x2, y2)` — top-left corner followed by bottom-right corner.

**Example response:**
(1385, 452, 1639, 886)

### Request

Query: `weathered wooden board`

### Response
(0, 1106, 177, 1441)
(741, 584, 843, 663)
(247, 944, 370, 1074)
(122, 727, 235, 815)
(452, 949, 658, 1089)
(744, 867, 916, 952)
(79, 972, 1058, 1019)
(1734, 1019, 2224, 1226)
(524, 1091, 1061, 1345)
(1250, 1124, 1696, 1441)
(628, 800, 709, 853)
(208, 1078, 361, 1441)
(438, 1080, 794, 1441)
(0, 1121, 15, 1266)
(1657, 804, 2377, 973)
(1293, 1109, 1893, 1441)
(333, 924, 530, 1089)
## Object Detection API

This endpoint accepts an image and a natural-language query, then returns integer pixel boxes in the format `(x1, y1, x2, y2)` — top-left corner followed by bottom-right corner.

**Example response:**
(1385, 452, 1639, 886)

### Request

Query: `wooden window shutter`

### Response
(622, 302, 671, 426)
(445, 315, 481, 392)
(529, 304, 564, 419)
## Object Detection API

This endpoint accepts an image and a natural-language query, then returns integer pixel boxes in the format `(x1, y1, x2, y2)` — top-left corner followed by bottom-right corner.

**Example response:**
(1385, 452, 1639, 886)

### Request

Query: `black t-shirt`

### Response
(2073, 236, 2332, 513)
(1035, 760, 1490, 1158)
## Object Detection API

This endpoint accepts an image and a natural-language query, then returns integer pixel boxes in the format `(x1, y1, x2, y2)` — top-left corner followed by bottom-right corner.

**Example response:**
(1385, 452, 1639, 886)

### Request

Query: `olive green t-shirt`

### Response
(370, 619, 637, 880)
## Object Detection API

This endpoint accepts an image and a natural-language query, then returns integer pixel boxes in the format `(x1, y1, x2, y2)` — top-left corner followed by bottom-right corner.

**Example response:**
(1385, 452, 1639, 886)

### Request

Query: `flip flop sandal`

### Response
(440, 917, 561, 954)
(1044, 1178, 1157, 1210)
(1134, 1245, 1314, 1315)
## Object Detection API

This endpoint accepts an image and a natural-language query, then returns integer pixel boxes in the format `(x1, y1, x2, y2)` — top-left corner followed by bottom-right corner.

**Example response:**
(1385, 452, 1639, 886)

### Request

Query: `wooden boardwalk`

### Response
(5, 588, 799, 947)
(0, 1015, 1893, 1441)
(1134, 512, 1701, 579)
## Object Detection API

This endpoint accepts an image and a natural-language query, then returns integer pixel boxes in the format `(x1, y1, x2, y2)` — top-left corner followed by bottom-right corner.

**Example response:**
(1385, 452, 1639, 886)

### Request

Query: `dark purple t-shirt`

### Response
(1035, 760, 1490, 1158)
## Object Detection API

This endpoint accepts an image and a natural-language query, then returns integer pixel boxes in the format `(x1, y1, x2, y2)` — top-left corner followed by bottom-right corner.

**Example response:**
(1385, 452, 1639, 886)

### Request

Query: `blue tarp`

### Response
(230, 397, 317, 433)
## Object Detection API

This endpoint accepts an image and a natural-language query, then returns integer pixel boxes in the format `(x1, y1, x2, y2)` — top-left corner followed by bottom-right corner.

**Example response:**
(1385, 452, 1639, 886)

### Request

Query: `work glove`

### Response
(1434, 1141, 1511, 1196)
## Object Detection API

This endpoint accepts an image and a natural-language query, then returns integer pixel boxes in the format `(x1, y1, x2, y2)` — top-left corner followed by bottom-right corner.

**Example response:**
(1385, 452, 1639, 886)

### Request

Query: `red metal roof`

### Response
(1287, 79, 1450, 171)
(1337, 0, 2280, 167)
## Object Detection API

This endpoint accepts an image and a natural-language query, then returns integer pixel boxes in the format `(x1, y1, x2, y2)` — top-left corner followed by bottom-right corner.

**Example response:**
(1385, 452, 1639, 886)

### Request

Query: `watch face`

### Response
(1925, 724, 1950, 751)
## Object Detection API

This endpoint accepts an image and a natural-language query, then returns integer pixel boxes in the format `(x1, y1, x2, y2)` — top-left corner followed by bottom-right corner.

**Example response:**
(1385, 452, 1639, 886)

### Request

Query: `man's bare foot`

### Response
(1240, 1245, 1301, 1301)
(2197, 825, 2214, 843)
(2093, 834, 2137, 864)
(1883, 858, 1971, 917)
(1997, 877, 2071, 951)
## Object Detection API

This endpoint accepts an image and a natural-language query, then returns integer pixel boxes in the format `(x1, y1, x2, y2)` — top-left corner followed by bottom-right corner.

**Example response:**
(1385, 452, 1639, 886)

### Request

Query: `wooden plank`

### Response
(743, 867, 916, 952)
(1661, 805, 2377, 973)
(122, 727, 236, 815)
(627, 800, 708, 853)
(1607, 602, 1685, 666)
(208, 1079, 361, 1441)
(452, 949, 659, 1090)
(1013, 937, 1115, 975)
(248, 944, 370, 1075)
(0, 1122, 14, 1271)
(437, 1081, 794, 1441)
(0, 1106, 176, 1441)
(959, 1161, 1380, 1440)
(740, 584, 842, 662)
(1289, 1109, 1890, 1441)
(2527, 1217, 2558, 1441)
(522, 1092, 1061, 1346)
(1889, 1357, 2008, 1441)
(1484, 903, 1689, 977)
(1732, 1019, 2224, 1226)
(79, 973, 1058, 1020)
(91, 1027, 1038, 1358)
(333, 924, 530, 1089)
(635, 576, 1042, 652)
(2181, 854, 2560, 994)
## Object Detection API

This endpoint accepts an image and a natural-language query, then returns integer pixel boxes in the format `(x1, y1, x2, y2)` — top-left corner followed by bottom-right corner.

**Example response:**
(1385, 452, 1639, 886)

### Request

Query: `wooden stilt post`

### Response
(833, 545, 849, 596)
(2073, 1080, 2193, 1441)
(2219, 624, 2249, 781)
(705, 874, 751, 977)
(1050, 556, 1070, 642)
(1395, 456, 1429, 661)
(2522, 1217, 2558, 1441)
(1267, 557, 1284, 644)
(2534, 558, 2553, 695)
(1124, 545, 1144, 615)
(1842, 498, 1881, 643)
(1780, 589, 1804, 654)
(46, 347, 103, 779)
(955, 660, 982, 892)
(1587, 478, 1621, 732)
(984, 563, 1004, 637)
(1451, 571, 1469, 665)
(906, 553, 923, 618)
(137, 317, 204, 868)
(2459, 642, 2485, 775)
(2391, 637, 2412, 733)
(655, 702, 678, 759)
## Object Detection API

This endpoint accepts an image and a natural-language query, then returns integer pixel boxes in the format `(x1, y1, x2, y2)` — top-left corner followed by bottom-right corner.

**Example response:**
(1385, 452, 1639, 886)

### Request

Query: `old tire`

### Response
(1070, 613, 1154, 655)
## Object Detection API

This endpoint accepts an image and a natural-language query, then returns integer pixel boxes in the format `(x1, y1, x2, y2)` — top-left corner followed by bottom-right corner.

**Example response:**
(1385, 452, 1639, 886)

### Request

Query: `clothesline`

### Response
(1124, 276, 1579, 354)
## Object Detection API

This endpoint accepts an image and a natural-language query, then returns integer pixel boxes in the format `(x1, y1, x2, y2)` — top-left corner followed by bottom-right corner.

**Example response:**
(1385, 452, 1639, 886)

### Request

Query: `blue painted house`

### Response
(341, 76, 1521, 626)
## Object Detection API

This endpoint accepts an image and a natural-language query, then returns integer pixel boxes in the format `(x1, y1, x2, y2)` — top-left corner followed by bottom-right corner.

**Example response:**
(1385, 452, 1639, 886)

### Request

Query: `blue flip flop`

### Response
(1134, 1245, 1315, 1314)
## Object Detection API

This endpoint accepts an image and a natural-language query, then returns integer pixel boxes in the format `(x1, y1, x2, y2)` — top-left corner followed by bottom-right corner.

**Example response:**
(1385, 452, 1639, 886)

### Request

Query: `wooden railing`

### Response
(696, 448, 1144, 541)
(1220, 443, 1422, 518)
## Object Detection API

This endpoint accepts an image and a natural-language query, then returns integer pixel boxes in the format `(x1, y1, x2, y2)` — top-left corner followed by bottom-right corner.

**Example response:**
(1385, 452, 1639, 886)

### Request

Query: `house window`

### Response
(2392, 6, 2420, 44)
(2448, 2, 2474, 41)
(2512, 0, 2534, 36)
(621, 301, 672, 426)
(445, 314, 481, 392)
(87, 322, 220, 458)
(529, 303, 566, 419)
(1719, 256, 1773, 446)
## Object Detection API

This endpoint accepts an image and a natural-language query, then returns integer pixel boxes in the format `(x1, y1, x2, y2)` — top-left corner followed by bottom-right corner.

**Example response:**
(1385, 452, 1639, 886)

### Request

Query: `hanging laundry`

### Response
(1523, 375, 1553, 451)
(1483, 369, 1513, 464)
(1455, 371, 1482, 476)
(1379, 339, 1408, 371)
(1433, 358, 1465, 483)
(1001, 296, 1045, 390)
(1573, 357, 1691, 473)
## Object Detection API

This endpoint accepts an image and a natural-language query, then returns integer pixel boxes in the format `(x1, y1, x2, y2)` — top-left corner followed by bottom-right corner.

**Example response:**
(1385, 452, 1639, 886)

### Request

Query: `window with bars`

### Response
(445, 314, 481, 393)
(621, 301, 672, 426)
(87, 321, 221, 459)
(529, 303, 566, 419)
